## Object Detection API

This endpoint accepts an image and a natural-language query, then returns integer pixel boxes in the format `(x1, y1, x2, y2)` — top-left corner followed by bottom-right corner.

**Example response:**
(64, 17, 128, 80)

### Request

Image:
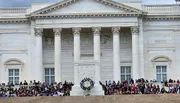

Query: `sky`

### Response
(0, 0, 177, 8)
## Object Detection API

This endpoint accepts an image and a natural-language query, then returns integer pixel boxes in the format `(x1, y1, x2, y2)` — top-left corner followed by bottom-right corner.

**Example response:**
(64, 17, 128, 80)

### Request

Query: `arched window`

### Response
(151, 56, 172, 82)
(4, 58, 24, 85)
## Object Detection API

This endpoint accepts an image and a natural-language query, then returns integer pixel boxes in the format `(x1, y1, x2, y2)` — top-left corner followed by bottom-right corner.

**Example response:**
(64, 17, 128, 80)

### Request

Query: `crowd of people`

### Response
(0, 80, 74, 97)
(1, 78, 180, 97)
(100, 78, 180, 95)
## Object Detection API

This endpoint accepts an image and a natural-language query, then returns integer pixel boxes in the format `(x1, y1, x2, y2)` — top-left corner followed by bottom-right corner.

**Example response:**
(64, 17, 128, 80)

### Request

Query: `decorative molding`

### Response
(31, 0, 80, 15)
(53, 28, 62, 36)
(31, 13, 141, 19)
(151, 55, 172, 63)
(92, 27, 101, 36)
(34, 28, 43, 36)
(4, 58, 24, 65)
(146, 45, 176, 52)
(144, 16, 180, 21)
(95, 0, 142, 13)
(72, 28, 81, 36)
(131, 26, 139, 34)
(0, 19, 29, 24)
(0, 50, 28, 55)
(151, 55, 172, 68)
(112, 27, 121, 34)
(4, 58, 24, 71)
(0, 29, 30, 34)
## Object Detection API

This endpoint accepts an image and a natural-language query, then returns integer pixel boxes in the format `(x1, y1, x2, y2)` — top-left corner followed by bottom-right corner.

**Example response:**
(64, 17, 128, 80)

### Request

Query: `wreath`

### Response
(80, 77, 95, 91)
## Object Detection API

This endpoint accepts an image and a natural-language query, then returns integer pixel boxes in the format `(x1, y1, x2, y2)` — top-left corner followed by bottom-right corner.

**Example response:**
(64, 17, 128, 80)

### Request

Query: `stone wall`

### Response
(1, 94, 180, 103)
(143, 20, 180, 80)
(0, 23, 30, 83)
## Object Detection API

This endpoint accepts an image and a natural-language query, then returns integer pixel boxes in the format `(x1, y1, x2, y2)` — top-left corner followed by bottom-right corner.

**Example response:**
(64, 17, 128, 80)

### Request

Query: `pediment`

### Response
(31, 0, 143, 16)
(151, 56, 172, 62)
(4, 58, 24, 65)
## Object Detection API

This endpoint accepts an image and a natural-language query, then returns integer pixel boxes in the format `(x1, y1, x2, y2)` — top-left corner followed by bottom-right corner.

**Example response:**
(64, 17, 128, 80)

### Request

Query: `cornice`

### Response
(0, 18, 29, 24)
(30, 13, 142, 19)
(144, 15, 180, 20)
(1, 13, 180, 23)
(95, 0, 142, 13)
(31, 0, 80, 15)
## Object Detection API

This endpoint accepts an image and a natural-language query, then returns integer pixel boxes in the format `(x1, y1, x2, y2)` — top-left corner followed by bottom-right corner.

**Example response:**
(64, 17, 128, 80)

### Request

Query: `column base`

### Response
(70, 85, 104, 96)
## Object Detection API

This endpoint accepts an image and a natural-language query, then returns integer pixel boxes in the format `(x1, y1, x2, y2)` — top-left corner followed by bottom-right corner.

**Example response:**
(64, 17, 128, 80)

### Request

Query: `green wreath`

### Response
(80, 77, 95, 91)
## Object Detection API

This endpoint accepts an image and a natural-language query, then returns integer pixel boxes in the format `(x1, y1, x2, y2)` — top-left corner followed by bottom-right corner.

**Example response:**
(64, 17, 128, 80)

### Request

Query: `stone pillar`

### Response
(53, 28, 62, 83)
(35, 28, 43, 82)
(131, 27, 139, 80)
(28, 21, 35, 82)
(73, 27, 81, 84)
(112, 27, 121, 82)
(92, 27, 101, 82)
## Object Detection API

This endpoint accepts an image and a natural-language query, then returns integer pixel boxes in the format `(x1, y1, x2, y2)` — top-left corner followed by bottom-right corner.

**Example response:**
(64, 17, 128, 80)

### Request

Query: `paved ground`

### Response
(0, 94, 180, 103)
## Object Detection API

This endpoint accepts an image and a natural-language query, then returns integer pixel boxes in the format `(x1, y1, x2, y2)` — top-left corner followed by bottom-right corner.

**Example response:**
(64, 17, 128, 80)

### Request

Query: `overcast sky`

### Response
(0, 0, 177, 8)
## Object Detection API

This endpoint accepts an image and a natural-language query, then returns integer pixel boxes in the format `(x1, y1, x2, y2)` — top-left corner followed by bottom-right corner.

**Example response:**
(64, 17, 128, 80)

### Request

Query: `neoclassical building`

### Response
(0, 0, 179, 85)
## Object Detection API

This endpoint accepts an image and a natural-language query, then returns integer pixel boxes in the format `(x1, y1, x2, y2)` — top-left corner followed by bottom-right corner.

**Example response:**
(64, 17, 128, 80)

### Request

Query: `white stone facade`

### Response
(0, 0, 180, 85)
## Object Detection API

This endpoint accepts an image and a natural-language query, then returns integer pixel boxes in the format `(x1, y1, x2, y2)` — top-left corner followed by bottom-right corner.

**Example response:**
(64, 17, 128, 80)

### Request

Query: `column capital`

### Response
(112, 27, 121, 34)
(131, 26, 139, 34)
(53, 28, 62, 36)
(35, 28, 43, 36)
(72, 27, 81, 36)
(92, 27, 101, 36)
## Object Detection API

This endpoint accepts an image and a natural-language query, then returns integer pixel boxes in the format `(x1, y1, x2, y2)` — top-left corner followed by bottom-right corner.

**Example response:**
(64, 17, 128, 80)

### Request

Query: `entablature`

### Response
(30, 13, 142, 19)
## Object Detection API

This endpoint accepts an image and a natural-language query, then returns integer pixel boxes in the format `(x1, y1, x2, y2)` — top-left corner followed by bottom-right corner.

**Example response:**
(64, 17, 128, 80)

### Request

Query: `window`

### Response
(156, 66, 167, 82)
(45, 68, 55, 84)
(8, 69, 19, 85)
(121, 66, 131, 82)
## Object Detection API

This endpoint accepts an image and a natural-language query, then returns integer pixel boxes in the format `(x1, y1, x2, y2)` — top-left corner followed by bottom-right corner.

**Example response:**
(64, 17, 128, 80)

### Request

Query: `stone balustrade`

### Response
(0, 8, 28, 14)
(143, 4, 180, 13)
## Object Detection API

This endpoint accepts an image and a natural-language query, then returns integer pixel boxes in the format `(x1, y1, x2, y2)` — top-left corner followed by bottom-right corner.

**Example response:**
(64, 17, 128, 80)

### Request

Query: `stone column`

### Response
(92, 27, 101, 82)
(53, 28, 62, 83)
(131, 27, 140, 80)
(35, 28, 43, 82)
(73, 27, 81, 84)
(112, 27, 121, 82)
